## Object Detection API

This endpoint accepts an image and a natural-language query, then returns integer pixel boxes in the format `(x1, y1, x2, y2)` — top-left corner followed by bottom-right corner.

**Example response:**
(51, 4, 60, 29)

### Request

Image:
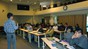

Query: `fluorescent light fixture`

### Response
(19, 0, 21, 1)
(10, 0, 12, 1)
(40, 2, 50, 5)
(34, 2, 36, 4)
(27, 1, 29, 3)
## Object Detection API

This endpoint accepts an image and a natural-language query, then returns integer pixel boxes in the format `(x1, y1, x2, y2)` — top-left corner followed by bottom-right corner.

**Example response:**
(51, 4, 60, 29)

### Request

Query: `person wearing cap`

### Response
(4, 13, 18, 49)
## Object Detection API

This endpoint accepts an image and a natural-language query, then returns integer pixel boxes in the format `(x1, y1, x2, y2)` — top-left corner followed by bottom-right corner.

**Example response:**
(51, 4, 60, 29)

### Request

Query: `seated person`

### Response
(75, 24, 80, 30)
(46, 26, 54, 37)
(26, 23, 33, 31)
(53, 24, 60, 38)
(61, 28, 88, 49)
(71, 28, 88, 49)
(26, 23, 33, 40)
(38, 28, 44, 33)
(37, 25, 44, 33)
(64, 26, 74, 43)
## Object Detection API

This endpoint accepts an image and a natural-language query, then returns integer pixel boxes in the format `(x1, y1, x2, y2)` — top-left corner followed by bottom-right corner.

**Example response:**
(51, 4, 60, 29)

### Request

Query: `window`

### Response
(86, 15, 88, 32)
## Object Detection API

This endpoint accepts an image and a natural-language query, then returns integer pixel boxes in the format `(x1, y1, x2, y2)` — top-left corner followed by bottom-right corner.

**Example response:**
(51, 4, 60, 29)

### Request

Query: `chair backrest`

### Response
(46, 29, 54, 36)
(45, 29, 50, 33)
(36, 28, 40, 31)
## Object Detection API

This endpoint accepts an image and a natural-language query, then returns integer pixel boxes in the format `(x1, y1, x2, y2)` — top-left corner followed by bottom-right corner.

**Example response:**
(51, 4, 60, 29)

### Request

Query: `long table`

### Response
(20, 28, 46, 48)
(42, 37, 75, 49)
(20, 29, 29, 39)
(42, 37, 60, 49)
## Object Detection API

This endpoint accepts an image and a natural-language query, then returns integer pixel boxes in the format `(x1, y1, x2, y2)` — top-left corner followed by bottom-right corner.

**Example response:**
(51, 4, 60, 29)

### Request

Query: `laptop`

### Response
(56, 42, 67, 49)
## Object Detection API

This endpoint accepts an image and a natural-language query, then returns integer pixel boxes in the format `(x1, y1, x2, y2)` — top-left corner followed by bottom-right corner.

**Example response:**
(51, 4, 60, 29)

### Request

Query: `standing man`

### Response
(4, 13, 18, 49)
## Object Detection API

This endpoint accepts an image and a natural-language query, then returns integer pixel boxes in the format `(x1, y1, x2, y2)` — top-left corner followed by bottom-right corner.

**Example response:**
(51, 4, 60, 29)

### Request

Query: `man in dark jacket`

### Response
(71, 28, 88, 49)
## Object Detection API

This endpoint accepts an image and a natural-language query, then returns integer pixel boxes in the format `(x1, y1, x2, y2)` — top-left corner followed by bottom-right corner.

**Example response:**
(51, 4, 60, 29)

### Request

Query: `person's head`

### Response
(39, 24, 42, 28)
(75, 24, 79, 27)
(60, 23, 63, 25)
(26, 23, 29, 26)
(29, 23, 32, 26)
(65, 23, 68, 27)
(67, 26, 73, 33)
(7, 13, 13, 20)
(74, 28, 83, 38)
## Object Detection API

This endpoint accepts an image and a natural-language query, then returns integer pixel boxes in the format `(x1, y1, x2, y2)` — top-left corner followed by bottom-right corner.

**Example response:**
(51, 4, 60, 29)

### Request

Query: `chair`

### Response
(46, 29, 54, 37)
(0, 26, 6, 38)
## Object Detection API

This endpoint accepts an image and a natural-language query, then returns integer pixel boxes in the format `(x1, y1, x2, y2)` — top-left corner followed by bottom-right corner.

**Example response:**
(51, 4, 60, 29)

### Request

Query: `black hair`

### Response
(7, 13, 13, 18)
(75, 28, 83, 34)
(65, 23, 68, 25)
(67, 26, 73, 32)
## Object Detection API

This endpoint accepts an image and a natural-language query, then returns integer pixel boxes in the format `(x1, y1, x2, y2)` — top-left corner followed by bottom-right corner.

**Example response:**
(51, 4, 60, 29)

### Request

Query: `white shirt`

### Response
(53, 26, 58, 31)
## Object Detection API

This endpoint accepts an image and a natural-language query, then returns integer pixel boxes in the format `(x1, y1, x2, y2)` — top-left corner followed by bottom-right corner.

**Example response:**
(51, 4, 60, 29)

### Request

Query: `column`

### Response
(49, 15, 58, 25)
(50, 0, 54, 8)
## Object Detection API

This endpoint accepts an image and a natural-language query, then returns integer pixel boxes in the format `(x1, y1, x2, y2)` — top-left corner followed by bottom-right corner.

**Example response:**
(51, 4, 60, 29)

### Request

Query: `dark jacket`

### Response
(70, 35, 88, 49)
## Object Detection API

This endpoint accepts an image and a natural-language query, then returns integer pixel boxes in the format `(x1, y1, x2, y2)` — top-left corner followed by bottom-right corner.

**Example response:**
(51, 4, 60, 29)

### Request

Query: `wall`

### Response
(8, 3, 34, 16)
(0, 1, 35, 26)
(58, 15, 86, 34)
(0, 1, 8, 26)
(58, 16, 75, 26)
(7, 3, 41, 24)
(14, 15, 46, 24)
(32, 16, 50, 24)
(14, 16, 33, 24)
(6, 3, 35, 24)
(33, 16, 42, 24)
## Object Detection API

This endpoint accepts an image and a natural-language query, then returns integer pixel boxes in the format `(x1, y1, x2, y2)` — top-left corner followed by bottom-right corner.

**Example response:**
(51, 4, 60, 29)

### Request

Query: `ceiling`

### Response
(1, 0, 87, 10)
(1, 0, 87, 6)
(1, 0, 59, 5)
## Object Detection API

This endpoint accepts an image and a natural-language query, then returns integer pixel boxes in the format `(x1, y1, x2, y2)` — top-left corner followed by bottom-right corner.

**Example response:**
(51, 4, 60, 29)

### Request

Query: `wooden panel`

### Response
(58, 15, 86, 34)
(58, 16, 74, 26)
(74, 15, 83, 29)
(82, 15, 86, 34)
(67, 16, 74, 26)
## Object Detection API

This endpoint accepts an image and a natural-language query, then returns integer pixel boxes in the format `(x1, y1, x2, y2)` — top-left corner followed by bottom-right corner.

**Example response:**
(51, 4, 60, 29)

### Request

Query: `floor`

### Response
(0, 33, 49, 49)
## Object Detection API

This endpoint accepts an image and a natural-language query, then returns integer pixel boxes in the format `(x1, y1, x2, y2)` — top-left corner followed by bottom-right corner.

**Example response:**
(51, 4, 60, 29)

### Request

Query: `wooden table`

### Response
(20, 28, 29, 39)
(42, 37, 60, 49)
(42, 37, 74, 49)
(20, 28, 46, 48)
(29, 31, 46, 47)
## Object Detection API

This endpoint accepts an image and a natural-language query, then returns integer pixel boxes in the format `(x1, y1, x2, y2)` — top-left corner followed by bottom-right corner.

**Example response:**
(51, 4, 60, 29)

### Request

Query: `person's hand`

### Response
(53, 37, 60, 42)
(72, 34, 77, 39)
(60, 41, 70, 46)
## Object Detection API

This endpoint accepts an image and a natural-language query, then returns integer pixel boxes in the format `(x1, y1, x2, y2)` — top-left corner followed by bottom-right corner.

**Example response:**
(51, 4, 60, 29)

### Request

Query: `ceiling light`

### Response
(19, 0, 21, 1)
(40, 2, 50, 5)
(10, 0, 12, 1)
(42, 5, 46, 7)
(27, 1, 29, 3)
(34, 2, 36, 4)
